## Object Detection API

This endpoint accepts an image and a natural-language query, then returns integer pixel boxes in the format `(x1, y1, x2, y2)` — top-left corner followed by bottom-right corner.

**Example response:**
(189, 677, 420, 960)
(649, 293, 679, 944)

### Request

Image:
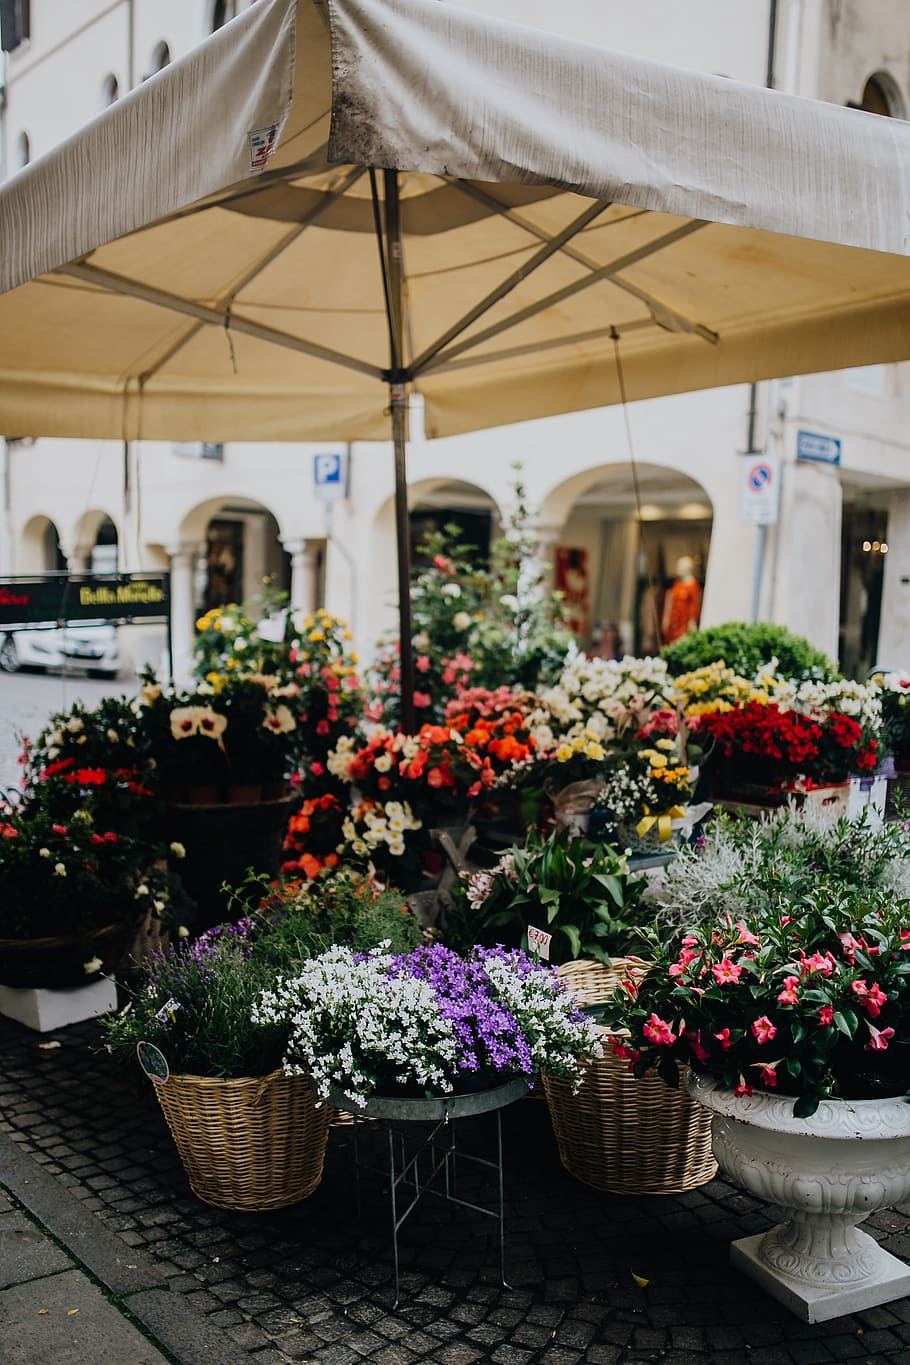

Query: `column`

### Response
(283, 538, 320, 613)
(771, 460, 842, 660)
(878, 491, 910, 667)
(167, 542, 198, 685)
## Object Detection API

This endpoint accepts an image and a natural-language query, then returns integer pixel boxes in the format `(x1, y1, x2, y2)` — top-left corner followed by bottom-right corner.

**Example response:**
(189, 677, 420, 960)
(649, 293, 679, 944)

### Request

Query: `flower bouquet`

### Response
(873, 671, 910, 766)
(20, 696, 159, 840)
(281, 791, 345, 879)
(253, 942, 602, 1107)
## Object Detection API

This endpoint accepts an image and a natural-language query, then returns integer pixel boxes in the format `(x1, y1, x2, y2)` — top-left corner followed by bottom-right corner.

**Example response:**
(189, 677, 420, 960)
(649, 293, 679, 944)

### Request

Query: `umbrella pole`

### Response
(382, 169, 416, 734)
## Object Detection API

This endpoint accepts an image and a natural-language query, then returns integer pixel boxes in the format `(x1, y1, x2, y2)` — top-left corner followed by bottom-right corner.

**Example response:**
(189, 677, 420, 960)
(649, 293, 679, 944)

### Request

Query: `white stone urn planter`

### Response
(687, 1072, 910, 1323)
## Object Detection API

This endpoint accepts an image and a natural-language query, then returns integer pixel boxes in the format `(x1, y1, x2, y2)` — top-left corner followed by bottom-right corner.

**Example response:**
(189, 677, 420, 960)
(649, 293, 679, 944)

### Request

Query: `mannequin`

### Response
(662, 555, 702, 645)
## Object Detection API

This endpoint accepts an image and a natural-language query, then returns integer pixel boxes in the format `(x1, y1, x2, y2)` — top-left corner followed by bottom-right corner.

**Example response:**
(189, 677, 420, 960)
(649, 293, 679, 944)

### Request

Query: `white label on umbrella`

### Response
(527, 925, 552, 960)
(248, 122, 282, 172)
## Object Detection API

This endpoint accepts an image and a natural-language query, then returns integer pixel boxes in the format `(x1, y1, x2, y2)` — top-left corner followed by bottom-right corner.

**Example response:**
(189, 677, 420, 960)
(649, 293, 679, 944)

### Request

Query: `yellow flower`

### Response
(350, 652, 359, 664)
(555, 744, 573, 763)
(584, 741, 605, 761)
(309, 630, 325, 642)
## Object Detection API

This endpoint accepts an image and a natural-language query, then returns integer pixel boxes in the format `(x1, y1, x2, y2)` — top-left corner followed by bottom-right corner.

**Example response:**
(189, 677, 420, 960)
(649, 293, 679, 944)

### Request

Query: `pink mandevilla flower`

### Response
(714, 1027, 733, 1050)
(751, 1016, 777, 1044)
(736, 920, 760, 946)
(865, 1023, 896, 1052)
(776, 975, 800, 1005)
(711, 958, 743, 985)
(733, 1078, 754, 1098)
(818, 1005, 834, 1027)
(642, 1013, 676, 1046)
(754, 1063, 778, 1088)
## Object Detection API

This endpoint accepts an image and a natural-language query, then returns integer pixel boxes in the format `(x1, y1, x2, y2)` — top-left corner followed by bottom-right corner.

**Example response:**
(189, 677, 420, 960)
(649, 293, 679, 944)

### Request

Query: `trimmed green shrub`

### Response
(662, 621, 838, 682)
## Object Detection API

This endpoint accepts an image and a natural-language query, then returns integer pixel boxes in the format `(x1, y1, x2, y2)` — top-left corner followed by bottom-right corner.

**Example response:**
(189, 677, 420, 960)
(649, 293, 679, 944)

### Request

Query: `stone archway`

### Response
(20, 515, 66, 572)
(538, 462, 713, 656)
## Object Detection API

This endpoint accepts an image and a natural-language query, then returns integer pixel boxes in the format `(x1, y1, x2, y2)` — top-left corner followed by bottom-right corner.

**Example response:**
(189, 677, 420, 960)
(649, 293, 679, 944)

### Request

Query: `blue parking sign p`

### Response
(313, 451, 345, 501)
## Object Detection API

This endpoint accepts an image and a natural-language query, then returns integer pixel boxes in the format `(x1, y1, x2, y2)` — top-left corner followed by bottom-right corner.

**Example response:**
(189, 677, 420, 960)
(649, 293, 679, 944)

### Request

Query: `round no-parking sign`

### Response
(741, 455, 781, 525)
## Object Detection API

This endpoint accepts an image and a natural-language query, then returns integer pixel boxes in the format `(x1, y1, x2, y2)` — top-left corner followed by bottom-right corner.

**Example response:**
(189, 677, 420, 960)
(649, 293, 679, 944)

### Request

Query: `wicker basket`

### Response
(153, 1069, 331, 1211)
(543, 958, 717, 1196)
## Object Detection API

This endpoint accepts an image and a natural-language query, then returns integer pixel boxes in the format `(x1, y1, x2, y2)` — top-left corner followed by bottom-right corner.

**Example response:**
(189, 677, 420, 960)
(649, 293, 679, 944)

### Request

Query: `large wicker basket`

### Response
(153, 1069, 331, 1211)
(543, 958, 716, 1196)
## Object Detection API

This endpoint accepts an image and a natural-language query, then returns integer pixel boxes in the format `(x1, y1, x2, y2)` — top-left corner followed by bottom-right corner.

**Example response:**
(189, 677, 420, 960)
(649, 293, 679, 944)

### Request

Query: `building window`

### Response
(0, 0, 31, 54)
(15, 131, 29, 167)
(211, 1, 239, 32)
(101, 73, 120, 107)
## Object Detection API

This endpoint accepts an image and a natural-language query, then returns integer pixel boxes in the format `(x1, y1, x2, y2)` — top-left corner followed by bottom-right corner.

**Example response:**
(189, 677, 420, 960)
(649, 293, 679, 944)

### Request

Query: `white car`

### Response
(0, 623, 120, 680)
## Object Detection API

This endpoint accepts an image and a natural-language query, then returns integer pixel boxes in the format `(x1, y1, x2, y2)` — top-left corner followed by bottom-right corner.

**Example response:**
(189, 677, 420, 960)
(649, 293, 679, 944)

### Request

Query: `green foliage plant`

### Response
(460, 828, 647, 965)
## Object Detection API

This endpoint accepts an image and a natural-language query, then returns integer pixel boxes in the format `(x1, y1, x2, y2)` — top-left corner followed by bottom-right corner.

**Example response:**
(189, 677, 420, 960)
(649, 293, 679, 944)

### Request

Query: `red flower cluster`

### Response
(694, 701, 877, 783)
(349, 724, 495, 812)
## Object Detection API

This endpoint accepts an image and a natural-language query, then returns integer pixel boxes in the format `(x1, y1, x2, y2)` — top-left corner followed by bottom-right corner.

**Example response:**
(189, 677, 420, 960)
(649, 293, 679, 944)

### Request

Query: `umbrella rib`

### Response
(407, 199, 611, 376)
(449, 182, 717, 343)
(55, 262, 383, 380)
(417, 220, 708, 376)
(128, 167, 366, 386)
(434, 318, 657, 371)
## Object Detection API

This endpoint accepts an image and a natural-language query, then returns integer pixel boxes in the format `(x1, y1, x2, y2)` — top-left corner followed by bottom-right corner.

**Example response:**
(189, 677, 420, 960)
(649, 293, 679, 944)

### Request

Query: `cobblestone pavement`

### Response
(1, 1015, 909, 1364)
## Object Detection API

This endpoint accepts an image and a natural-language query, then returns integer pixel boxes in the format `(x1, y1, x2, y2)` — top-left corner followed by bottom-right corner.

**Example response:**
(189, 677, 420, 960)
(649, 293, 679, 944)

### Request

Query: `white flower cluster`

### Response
(530, 655, 674, 752)
(341, 799, 421, 858)
(326, 734, 357, 782)
(252, 945, 460, 1107)
(788, 678, 882, 730)
(594, 764, 658, 823)
(480, 956, 603, 1086)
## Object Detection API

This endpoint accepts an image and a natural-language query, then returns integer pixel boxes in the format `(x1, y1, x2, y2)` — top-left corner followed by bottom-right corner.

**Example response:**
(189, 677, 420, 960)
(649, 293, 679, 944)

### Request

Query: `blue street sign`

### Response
(796, 430, 841, 466)
(313, 451, 346, 501)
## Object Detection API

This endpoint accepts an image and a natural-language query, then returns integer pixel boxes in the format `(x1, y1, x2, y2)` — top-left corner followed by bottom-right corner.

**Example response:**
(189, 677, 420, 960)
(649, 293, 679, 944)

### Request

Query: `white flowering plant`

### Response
(253, 942, 602, 1107)
(139, 668, 308, 795)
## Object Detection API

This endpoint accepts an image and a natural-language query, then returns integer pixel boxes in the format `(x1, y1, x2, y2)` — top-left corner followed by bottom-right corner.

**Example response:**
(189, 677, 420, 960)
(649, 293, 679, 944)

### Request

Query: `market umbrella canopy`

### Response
(1, 0, 910, 444)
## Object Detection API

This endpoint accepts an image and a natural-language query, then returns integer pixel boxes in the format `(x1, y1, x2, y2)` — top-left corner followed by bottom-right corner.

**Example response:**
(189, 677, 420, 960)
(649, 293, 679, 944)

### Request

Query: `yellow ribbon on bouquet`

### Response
(635, 804, 687, 843)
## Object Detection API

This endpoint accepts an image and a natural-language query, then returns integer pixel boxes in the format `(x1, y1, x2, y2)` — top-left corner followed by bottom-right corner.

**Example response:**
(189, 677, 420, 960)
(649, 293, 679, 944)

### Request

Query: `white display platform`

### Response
(0, 977, 118, 1032)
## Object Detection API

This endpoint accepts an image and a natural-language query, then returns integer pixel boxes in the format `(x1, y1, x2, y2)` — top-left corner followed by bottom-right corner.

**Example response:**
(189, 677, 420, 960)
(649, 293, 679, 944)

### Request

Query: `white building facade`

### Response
(1, 0, 909, 679)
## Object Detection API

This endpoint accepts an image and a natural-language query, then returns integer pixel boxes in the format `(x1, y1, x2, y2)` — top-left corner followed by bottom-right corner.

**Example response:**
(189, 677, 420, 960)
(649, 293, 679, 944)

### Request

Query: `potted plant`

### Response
(456, 827, 714, 1194)
(603, 884, 910, 1320)
(0, 805, 176, 988)
(460, 828, 647, 966)
(103, 921, 331, 1211)
(252, 941, 601, 1110)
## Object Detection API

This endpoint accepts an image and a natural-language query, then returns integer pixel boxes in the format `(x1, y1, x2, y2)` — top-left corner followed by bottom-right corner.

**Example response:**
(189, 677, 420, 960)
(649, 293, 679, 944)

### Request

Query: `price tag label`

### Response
(527, 925, 552, 961)
(137, 1040, 170, 1085)
(155, 997, 182, 1025)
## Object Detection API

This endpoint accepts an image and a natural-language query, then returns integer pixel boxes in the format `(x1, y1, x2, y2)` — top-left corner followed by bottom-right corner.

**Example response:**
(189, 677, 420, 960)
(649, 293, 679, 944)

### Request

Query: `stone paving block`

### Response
(0, 1267, 170, 1365)
(0, 1209, 72, 1285)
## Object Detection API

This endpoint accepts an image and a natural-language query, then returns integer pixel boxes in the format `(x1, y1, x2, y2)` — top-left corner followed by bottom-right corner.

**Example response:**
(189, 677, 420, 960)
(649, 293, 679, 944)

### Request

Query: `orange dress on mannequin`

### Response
(663, 578, 702, 645)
